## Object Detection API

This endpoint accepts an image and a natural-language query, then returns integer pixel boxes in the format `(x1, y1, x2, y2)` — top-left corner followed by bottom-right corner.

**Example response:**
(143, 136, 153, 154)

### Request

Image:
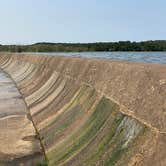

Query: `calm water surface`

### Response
(25, 52, 166, 64)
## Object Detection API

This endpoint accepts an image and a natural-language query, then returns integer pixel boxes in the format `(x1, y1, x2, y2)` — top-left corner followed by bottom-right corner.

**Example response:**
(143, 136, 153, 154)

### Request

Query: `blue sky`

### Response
(0, 0, 166, 44)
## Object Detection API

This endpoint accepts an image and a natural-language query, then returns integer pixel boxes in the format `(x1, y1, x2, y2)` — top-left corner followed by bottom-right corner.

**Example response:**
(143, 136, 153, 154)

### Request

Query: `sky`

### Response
(0, 0, 166, 44)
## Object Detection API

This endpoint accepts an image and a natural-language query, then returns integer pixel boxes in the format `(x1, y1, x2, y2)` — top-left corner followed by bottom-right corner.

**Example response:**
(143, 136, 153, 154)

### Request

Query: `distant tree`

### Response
(1, 40, 166, 52)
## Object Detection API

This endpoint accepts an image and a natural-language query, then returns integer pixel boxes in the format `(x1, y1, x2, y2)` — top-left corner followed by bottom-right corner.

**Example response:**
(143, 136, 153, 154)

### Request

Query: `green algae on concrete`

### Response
(47, 96, 119, 165)
(47, 95, 150, 166)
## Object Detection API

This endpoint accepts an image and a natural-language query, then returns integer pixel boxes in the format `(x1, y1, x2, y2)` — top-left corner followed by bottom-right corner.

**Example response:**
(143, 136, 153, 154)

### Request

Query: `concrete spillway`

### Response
(0, 69, 43, 165)
(0, 53, 165, 166)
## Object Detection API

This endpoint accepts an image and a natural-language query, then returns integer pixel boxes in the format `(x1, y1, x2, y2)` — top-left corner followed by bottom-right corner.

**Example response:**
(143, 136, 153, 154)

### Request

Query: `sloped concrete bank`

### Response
(0, 53, 165, 166)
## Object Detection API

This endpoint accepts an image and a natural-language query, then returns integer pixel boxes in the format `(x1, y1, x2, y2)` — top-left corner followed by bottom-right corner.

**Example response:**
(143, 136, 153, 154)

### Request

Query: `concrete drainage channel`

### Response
(0, 53, 165, 166)
(0, 69, 46, 166)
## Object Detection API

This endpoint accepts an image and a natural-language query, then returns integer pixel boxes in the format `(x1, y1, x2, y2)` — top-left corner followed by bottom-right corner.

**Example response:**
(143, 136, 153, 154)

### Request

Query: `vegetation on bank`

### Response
(1, 40, 166, 52)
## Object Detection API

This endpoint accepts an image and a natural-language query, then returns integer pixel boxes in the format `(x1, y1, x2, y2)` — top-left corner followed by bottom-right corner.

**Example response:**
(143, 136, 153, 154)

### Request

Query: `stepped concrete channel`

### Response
(0, 53, 165, 166)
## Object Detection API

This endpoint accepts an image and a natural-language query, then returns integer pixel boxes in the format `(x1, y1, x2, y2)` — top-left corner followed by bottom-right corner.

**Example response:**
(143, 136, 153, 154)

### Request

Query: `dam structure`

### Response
(0, 53, 165, 166)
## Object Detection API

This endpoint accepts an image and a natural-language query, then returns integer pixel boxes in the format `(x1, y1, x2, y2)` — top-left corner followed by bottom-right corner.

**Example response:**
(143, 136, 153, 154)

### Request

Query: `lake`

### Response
(24, 52, 166, 64)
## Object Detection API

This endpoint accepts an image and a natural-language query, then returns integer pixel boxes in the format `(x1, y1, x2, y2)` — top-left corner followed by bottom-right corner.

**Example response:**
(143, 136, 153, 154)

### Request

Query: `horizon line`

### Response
(1, 40, 166, 46)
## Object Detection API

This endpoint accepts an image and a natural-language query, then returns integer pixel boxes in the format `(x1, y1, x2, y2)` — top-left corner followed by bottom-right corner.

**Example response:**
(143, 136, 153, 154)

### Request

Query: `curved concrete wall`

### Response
(0, 53, 165, 166)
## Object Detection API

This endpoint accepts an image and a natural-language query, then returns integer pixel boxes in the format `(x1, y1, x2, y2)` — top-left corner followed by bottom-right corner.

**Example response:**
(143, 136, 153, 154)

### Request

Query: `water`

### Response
(24, 52, 166, 64)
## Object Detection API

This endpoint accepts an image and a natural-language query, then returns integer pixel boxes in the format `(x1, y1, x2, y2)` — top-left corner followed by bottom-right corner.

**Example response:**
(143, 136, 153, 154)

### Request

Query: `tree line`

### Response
(0, 40, 166, 52)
